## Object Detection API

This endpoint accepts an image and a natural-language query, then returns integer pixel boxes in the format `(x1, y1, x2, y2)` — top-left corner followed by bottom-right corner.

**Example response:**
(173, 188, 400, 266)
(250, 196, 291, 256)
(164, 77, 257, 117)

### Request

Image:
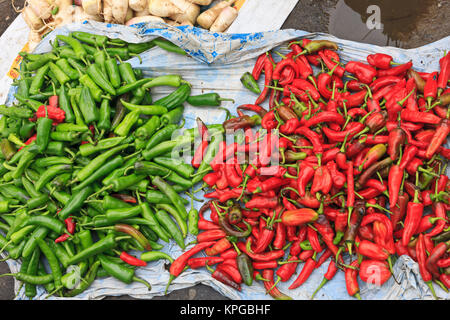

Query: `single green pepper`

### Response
(240, 72, 261, 94)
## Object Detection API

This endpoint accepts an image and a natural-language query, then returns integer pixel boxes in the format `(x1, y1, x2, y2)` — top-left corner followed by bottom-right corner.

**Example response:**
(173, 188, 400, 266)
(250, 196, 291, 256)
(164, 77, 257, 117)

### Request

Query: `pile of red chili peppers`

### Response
(170, 39, 450, 300)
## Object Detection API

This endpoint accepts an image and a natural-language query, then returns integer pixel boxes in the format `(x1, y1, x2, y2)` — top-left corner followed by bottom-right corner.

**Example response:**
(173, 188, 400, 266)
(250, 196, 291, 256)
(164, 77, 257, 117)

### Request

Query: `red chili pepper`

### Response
(326, 160, 346, 190)
(64, 217, 76, 235)
(252, 218, 275, 254)
(210, 266, 241, 291)
(345, 61, 377, 84)
(205, 237, 232, 256)
(318, 50, 345, 78)
(48, 95, 59, 108)
(197, 229, 227, 243)
(367, 53, 393, 69)
(358, 260, 391, 286)
(357, 239, 390, 261)
(288, 257, 317, 290)
(437, 53, 450, 94)
(402, 188, 424, 247)
(262, 269, 292, 300)
(400, 109, 442, 125)
(54, 233, 70, 244)
(437, 257, 450, 269)
(416, 234, 437, 297)
(377, 60, 412, 77)
(170, 242, 216, 277)
(424, 71, 438, 108)
(310, 165, 332, 195)
(188, 257, 224, 269)
(238, 240, 285, 261)
(120, 251, 147, 267)
(36, 105, 65, 123)
(272, 222, 286, 250)
(252, 260, 278, 270)
(252, 53, 267, 81)
(311, 259, 338, 299)
(425, 118, 449, 159)
(281, 208, 319, 227)
(245, 196, 278, 209)
(344, 260, 361, 300)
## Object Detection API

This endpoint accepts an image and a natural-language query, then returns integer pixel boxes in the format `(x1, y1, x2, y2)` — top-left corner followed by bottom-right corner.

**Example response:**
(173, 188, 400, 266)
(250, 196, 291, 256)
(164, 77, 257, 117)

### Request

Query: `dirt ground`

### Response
(0, 0, 448, 300)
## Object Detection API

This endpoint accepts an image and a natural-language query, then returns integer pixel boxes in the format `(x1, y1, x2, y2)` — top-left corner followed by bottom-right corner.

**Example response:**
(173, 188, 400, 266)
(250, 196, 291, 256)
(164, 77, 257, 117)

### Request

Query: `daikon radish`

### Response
(134, 7, 150, 17)
(103, 0, 114, 23)
(169, 0, 200, 24)
(28, 0, 53, 20)
(187, 0, 212, 5)
(28, 30, 43, 51)
(82, 0, 102, 16)
(23, 5, 45, 31)
(126, 15, 165, 26)
(53, 0, 74, 27)
(112, 0, 129, 24)
(209, 6, 238, 32)
(197, 0, 236, 29)
(73, 5, 103, 23)
(148, 0, 181, 17)
(129, 0, 148, 12)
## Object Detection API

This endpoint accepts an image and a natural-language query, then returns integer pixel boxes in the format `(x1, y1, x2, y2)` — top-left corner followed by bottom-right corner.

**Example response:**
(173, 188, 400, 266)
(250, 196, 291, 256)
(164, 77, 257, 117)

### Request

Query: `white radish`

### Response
(134, 7, 150, 17)
(81, 0, 102, 16)
(28, 0, 53, 20)
(129, 0, 148, 12)
(53, 0, 74, 27)
(209, 6, 238, 32)
(186, 0, 212, 5)
(28, 30, 43, 52)
(126, 15, 165, 26)
(112, 0, 129, 24)
(103, 0, 114, 23)
(169, 0, 200, 25)
(72, 5, 103, 23)
(148, 0, 181, 17)
(22, 6, 45, 31)
(197, 0, 236, 29)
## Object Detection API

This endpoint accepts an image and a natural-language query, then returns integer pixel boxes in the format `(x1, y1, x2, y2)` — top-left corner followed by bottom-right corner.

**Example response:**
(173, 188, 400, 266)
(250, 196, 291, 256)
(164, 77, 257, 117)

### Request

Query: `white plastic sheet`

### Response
(3, 20, 449, 300)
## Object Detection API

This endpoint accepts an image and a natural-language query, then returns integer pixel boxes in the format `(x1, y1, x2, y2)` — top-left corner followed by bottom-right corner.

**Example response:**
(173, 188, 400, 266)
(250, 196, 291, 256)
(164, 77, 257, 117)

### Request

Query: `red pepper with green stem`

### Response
(311, 259, 338, 299)
(424, 72, 439, 108)
(318, 50, 345, 78)
(261, 269, 292, 300)
(288, 256, 317, 290)
(367, 53, 395, 69)
(345, 61, 377, 84)
(416, 233, 438, 299)
(402, 173, 425, 247)
(377, 60, 413, 77)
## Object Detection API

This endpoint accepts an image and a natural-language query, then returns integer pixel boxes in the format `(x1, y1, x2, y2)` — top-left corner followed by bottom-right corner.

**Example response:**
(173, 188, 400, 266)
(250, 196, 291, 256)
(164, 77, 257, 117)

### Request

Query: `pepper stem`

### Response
(133, 276, 152, 291)
(310, 277, 328, 300)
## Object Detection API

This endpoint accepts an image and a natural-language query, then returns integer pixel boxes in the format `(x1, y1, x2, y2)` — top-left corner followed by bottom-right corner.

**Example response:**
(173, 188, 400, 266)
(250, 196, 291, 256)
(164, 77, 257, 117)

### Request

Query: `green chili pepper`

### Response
(98, 254, 151, 289)
(57, 186, 93, 220)
(35, 164, 72, 191)
(187, 93, 235, 106)
(152, 83, 191, 110)
(25, 53, 56, 71)
(156, 203, 187, 238)
(114, 109, 141, 137)
(35, 116, 53, 154)
(0, 139, 16, 161)
(87, 63, 116, 96)
(151, 175, 188, 220)
(73, 156, 124, 192)
(127, 41, 156, 54)
(142, 135, 192, 160)
(21, 226, 49, 258)
(24, 247, 41, 298)
(0, 105, 33, 119)
(79, 136, 125, 157)
(145, 189, 188, 206)
(105, 57, 121, 89)
(55, 123, 89, 133)
(97, 98, 112, 134)
(105, 174, 147, 192)
(119, 99, 168, 116)
(160, 105, 184, 126)
(63, 260, 100, 297)
(139, 202, 170, 243)
(48, 61, 71, 85)
(118, 62, 145, 98)
(19, 119, 36, 140)
(187, 193, 199, 236)
(154, 209, 185, 249)
(56, 35, 88, 62)
(29, 64, 50, 96)
(153, 38, 186, 55)
(240, 72, 261, 94)
(135, 116, 160, 140)
(0, 185, 30, 204)
(140, 251, 174, 263)
(79, 74, 104, 103)
(78, 85, 100, 124)
(72, 31, 108, 47)
(14, 95, 42, 112)
(58, 86, 76, 124)
(50, 131, 81, 141)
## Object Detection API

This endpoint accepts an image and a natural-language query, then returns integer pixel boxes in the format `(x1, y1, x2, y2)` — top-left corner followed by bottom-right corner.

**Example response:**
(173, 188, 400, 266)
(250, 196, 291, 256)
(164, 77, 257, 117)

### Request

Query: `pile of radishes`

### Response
(21, 0, 239, 51)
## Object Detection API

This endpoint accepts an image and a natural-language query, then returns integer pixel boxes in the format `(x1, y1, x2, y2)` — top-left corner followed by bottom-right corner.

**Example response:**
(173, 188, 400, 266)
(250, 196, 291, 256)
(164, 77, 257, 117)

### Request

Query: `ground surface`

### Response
(0, 0, 448, 300)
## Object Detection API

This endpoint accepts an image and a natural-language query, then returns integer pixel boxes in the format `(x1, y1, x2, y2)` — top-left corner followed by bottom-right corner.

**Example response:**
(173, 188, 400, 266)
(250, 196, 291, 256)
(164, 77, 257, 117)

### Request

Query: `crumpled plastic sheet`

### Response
(3, 20, 449, 300)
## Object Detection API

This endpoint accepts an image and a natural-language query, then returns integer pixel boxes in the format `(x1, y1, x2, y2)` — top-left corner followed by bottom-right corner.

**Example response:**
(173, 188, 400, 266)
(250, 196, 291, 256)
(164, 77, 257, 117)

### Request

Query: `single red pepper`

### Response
(252, 53, 267, 81)
(402, 186, 424, 247)
(262, 269, 292, 300)
(288, 257, 317, 290)
(345, 260, 361, 300)
(197, 229, 227, 243)
(425, 118, 450, 159)
(367, 53, 394, 69)
(311, 259, 338, 299)
(424, 71, 438, 108)
(416, 233, 438, 298)
(120, 251, 147, 267)
(188, 257, 224, 269)
(170, 242, 216, 277)
(377, 60, 413, 77)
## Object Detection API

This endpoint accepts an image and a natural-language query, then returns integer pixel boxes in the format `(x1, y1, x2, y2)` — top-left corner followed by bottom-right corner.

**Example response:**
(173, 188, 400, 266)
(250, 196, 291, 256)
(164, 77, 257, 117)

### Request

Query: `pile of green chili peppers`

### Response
(0, 31, 231, 299)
